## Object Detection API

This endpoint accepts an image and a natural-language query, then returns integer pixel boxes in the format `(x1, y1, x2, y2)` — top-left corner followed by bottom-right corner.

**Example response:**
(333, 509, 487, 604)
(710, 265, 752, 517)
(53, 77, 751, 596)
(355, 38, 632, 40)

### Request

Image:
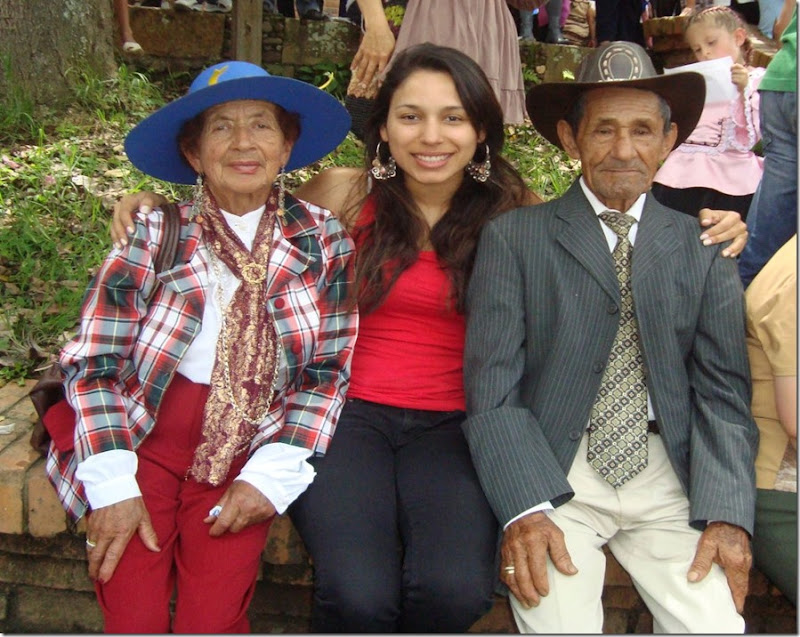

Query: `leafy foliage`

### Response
(0, 62, 578, 382)
(295, 61, 352, 99)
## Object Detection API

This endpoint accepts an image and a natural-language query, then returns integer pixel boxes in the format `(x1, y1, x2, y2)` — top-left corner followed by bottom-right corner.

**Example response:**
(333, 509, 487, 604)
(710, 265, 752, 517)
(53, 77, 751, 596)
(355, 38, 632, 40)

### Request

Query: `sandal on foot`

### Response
(122, 41, 144, 53)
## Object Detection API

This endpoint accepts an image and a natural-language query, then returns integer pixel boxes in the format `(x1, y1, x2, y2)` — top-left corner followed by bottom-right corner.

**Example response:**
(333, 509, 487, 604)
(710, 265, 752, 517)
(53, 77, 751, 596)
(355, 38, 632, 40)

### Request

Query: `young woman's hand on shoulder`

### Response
(698, 208, 748, 257)
(111, 191, 169, 247)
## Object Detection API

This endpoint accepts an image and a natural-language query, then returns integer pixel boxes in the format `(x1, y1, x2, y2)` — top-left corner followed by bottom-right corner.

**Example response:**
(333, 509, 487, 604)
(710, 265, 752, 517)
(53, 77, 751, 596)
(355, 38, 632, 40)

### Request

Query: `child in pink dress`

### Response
(653, 6, 764, 220)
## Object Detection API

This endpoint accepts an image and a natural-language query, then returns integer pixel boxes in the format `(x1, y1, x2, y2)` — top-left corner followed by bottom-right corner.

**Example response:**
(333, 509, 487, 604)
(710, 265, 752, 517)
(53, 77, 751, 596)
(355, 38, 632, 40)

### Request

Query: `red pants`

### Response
(93, 374, 273, 633)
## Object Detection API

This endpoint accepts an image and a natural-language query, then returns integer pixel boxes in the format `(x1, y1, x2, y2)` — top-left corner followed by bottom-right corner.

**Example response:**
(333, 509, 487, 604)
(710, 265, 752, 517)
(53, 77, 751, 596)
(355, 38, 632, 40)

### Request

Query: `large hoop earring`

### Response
(466, 144, 491, 183)
(370, 142, 397, 180)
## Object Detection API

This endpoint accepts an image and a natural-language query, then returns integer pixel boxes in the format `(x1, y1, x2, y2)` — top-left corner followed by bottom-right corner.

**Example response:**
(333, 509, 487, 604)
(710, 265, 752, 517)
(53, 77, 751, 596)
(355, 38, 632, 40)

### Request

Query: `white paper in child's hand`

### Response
(663, 57, 738, 104)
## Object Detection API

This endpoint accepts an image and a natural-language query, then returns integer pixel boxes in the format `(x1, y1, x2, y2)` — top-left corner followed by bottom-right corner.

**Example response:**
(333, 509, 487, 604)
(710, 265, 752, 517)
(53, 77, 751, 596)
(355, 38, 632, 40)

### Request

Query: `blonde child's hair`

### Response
(685, 6, 753, 64)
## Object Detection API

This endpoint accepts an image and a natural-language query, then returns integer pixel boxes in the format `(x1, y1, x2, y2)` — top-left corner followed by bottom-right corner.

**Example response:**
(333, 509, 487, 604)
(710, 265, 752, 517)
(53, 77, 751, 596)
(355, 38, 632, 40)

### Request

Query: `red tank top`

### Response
(347, 199, 466, 411)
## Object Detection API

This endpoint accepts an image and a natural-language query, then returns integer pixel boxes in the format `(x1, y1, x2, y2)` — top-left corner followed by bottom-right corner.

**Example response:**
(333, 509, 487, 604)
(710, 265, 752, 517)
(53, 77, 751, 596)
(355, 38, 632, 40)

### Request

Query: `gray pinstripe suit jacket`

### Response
(463, 181, 758, 535)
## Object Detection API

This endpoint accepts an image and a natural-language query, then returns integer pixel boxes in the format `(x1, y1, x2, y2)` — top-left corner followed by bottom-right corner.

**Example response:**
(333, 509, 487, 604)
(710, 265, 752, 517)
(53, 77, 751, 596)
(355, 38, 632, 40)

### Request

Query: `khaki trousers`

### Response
(510, 433, 745, 634)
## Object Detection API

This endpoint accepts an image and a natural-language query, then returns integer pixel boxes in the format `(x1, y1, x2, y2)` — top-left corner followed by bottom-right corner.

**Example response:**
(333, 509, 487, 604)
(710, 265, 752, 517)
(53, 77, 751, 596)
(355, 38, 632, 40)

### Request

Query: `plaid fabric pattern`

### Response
(46, 195, 357, 520)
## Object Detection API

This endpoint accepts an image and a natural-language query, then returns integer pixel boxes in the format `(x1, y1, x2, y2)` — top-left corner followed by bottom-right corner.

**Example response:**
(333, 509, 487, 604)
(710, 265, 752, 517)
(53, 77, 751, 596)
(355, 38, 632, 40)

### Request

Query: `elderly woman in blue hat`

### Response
(44, 61, 357, 633)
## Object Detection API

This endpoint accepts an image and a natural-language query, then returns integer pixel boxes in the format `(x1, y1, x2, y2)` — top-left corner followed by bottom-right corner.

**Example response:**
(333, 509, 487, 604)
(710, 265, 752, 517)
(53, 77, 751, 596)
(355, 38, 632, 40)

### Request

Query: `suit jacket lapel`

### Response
(632, 194, 680, 287)
(555, 182, 620, 303)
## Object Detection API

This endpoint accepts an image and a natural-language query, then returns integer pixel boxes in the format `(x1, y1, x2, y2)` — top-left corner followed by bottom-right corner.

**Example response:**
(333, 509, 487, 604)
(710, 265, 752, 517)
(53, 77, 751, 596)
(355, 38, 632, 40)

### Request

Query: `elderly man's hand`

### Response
(500, 512, 578, 608)
(688, 521, 752, 612)
(205, 480, 277, 537)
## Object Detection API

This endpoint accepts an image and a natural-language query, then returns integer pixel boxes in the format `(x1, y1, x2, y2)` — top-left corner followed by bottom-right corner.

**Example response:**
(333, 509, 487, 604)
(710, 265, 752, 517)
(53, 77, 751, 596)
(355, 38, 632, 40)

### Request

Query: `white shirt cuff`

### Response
(75, 449, 141, 509)
(236, 443, 316, 515)
(504, 501, 555, 530)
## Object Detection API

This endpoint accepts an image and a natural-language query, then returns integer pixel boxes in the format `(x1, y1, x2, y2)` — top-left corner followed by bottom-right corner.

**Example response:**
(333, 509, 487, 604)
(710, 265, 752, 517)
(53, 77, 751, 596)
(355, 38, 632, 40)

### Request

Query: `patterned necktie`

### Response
(587, 211, 648, 488)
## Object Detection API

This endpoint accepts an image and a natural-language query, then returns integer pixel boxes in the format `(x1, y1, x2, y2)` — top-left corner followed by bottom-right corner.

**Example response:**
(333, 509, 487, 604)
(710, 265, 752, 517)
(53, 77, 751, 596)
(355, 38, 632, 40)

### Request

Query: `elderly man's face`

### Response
(556, 87, 677, 213)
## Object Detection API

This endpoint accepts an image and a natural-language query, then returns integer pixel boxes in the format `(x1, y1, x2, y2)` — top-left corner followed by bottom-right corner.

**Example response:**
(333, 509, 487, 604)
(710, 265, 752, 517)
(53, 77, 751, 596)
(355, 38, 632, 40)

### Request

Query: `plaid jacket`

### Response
(46, 195, 358, 521)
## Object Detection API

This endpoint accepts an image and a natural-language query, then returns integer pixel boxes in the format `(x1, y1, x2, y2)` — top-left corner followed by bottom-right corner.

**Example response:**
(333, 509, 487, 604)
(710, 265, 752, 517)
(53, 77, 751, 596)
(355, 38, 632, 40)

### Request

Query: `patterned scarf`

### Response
(189, 186, 281, 486)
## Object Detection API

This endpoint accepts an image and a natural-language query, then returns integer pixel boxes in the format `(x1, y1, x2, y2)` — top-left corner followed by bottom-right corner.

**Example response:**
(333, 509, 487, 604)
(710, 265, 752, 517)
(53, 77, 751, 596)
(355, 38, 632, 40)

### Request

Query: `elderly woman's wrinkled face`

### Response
(185, 100, 293, 215)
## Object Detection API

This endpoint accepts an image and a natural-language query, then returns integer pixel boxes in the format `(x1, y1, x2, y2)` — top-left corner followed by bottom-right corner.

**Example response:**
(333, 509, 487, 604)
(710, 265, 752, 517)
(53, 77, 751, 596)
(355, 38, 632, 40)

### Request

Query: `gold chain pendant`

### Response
(240, 262, 267, 284)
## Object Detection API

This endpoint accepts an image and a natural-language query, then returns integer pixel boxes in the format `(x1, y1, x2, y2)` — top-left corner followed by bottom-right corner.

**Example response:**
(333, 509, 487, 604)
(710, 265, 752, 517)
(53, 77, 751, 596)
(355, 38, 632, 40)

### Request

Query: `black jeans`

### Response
(595, 0, 644, 45)
(290, 398, 499, 632)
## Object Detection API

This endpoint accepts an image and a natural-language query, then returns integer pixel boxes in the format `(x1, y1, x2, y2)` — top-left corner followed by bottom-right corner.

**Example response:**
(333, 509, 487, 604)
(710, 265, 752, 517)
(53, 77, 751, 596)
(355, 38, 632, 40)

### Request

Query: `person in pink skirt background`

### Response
(653, 6, 765, 219)
(348, 0, 528, 124)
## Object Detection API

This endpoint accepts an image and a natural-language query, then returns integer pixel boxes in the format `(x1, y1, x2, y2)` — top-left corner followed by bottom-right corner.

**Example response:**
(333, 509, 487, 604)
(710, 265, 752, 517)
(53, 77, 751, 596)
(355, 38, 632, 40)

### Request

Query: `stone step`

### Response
(125, 6, 592, 84)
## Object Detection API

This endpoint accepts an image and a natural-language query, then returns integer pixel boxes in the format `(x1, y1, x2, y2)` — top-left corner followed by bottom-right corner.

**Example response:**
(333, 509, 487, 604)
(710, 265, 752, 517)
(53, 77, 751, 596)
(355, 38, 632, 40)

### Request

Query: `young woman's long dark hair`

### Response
(354, 43, 530, 314)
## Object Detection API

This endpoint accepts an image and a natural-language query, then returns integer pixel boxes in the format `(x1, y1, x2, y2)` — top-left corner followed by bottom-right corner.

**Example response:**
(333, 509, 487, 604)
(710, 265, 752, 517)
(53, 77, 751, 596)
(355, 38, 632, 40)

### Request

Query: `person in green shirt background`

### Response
(738, 0, 797, 288)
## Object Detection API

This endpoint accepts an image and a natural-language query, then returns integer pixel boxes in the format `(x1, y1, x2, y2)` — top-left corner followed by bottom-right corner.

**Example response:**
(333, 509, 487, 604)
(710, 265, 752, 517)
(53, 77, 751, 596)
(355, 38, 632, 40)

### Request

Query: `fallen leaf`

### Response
(1, 155, 22, 170)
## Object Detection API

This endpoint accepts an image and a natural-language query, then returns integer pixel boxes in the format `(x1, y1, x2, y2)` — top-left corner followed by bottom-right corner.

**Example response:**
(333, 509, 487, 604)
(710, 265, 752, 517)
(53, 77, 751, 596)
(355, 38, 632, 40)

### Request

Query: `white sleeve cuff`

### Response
(75, 449, 141, 509)
(236, 443, 316, 515)
(503, 501, 554, 530)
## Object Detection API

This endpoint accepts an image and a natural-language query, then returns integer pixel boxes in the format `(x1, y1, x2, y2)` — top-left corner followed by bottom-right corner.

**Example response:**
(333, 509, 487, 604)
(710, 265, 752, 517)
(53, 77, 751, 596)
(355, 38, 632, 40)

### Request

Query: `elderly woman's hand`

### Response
(111, 191, 169, 248)
(698, 208, 748, 258)
(205, 481, 277, 537)
(86, 497, 160, 583)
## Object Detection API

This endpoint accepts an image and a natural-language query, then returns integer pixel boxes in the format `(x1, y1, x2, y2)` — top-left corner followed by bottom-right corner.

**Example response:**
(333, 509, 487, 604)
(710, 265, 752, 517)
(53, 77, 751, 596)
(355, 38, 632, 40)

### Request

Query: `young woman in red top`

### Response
(111, 43, 748, 632)
(288, 44, 536, 632)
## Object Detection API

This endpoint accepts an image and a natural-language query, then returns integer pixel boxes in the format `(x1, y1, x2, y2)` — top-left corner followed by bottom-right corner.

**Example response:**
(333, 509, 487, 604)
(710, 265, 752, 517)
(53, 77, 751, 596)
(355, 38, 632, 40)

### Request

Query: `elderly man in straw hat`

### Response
(463, 41, 757, 633)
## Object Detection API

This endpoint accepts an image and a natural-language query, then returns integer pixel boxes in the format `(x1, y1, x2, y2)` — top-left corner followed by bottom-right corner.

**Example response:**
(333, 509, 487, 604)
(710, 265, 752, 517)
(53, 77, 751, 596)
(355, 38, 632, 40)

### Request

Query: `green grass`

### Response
(0, 63, 578, 383)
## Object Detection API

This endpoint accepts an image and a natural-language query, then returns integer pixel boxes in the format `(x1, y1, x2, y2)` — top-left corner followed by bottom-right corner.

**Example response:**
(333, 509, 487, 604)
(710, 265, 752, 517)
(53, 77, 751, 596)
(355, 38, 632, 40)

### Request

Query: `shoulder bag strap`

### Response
(152, 202, 181, 275)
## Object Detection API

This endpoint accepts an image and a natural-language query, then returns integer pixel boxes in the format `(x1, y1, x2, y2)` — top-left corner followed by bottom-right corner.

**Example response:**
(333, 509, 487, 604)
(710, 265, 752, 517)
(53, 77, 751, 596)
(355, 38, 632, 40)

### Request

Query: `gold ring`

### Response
(86, 539, 97, 549)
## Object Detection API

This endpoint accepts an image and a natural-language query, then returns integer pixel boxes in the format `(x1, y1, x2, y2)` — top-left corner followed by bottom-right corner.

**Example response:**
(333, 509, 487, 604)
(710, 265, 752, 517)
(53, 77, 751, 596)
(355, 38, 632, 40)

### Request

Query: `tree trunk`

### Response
(0, 0, 117, 107)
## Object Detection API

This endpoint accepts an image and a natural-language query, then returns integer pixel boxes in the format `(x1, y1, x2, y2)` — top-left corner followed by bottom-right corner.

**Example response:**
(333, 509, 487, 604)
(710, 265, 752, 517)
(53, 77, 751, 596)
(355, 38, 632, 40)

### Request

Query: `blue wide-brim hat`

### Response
(125, 61, 351, 184)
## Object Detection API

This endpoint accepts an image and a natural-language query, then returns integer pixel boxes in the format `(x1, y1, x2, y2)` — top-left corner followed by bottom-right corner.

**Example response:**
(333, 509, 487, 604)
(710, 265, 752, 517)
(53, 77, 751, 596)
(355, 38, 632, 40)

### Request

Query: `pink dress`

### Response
(655, 66, 765, 196)
(390, 0, 527, 124)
